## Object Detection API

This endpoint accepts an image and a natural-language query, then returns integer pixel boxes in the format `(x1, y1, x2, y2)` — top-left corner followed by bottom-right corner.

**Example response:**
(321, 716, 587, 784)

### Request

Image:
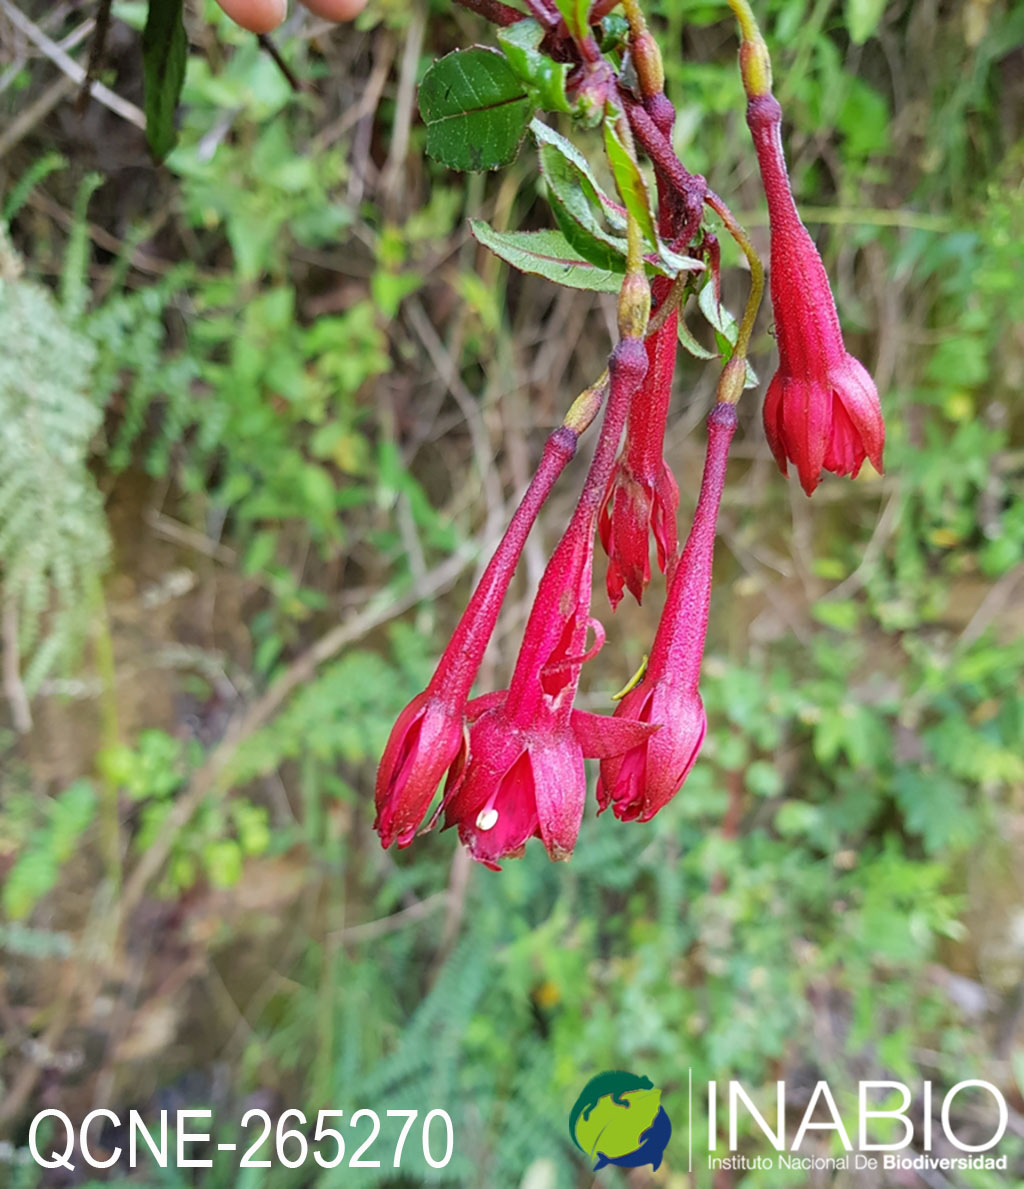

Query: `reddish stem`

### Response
(619, 90, 707, 246)
(645, 93, 681, 237)
(506, 340, 648, 721)
(746, 94, 835, 344)
(430, 425, 579, 704)
(453, 0, 525, 25)
(576, 31, 604, 65)
(626, 295, 678, 485)
(523, 0, 560, 26)
(648, 402, 736, 691)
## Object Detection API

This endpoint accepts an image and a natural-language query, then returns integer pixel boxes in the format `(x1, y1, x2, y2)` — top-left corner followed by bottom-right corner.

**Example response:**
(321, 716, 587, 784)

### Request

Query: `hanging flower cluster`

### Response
(375, 0, 885, 869)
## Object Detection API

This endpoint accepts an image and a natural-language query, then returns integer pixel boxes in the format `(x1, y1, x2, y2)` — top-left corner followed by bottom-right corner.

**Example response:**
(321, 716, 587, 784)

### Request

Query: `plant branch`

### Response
(76, 0, 113, 112)
(257, 33, 306, 94)
(0, 0, 145, 130)
(725, 0, 773, 98)
(453, 0, 525, 25)
(646, 267, 690, 336)
(523, 0, 560, 26)
(618, 88, 706, 244)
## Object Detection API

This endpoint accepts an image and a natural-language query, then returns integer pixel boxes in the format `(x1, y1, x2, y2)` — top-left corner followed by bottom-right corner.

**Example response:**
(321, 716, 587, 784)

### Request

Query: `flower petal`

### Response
(780, 376, 830, 495)
(465, 689, 506, 722)
(442, 704, 521, 828)
(761, 371, 788, 476)
(830, 353, 884, 474)
(529, 738, 587, 861)
(375, 693, 466, 849)
(823, 392, 864, 477)
(596, 684, 653, 817)
(459, 750, 541, 868)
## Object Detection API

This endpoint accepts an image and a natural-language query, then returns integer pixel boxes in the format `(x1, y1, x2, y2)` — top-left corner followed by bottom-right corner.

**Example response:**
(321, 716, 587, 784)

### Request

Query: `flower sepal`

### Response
(570, 707, 660, 757)
(374, 691, 468, 850)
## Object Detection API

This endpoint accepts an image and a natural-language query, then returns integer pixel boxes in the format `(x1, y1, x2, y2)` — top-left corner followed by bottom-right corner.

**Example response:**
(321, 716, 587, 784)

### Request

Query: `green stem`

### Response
(607, 108, 651, 340)
(622, 0, 664, 96)
(704, 189, 764, 365)
(646, 267, 690, 336)
(89, 572, 121, 890)
(725, 0, 773, 97)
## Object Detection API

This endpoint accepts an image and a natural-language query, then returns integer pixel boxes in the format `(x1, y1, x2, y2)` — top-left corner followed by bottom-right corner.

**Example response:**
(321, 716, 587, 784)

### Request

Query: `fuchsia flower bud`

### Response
(599, 279, 680, 608)
(375, 691, 469, 850)
(375, 427, 579, 849)
(747, 93, 884, 496)
(598, 401, 736, 821)
(567, 58, 616, 128)
(444, 338, 658, 868)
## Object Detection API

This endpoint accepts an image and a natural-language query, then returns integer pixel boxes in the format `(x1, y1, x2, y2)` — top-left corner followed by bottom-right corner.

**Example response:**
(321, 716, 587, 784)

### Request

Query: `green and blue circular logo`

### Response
(568, 1070, 672, 1172)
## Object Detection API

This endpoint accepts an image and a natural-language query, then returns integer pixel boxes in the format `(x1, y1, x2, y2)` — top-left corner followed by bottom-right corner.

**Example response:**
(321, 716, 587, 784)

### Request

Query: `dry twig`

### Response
(0, 0, 145, 130)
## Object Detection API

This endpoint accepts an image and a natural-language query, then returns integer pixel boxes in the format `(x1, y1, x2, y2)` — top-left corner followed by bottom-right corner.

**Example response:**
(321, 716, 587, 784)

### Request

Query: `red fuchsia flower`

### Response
(598, 401, 736, 821)
(443, 338, 658, 868)
(444, 617, 657, 869)
(746, 92, 884, 496)
(598, 89, 694, 611)
(375, 424, 580, 850)
(599, 276, 680, 609)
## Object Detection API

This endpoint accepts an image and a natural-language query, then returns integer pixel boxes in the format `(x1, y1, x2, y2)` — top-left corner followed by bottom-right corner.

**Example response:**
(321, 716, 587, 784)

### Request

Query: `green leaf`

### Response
(775, 800, 822, 837)
(676, 310, 717, 360)
(598, 13, 629, 53)
(533, 120, 702, 279)
(603, 117, 658, 249)
(813, 600, 861, 633)
(49, 780, 98, 860)
(550, 201, 627, 273)
(532, 119, 626, 230)
(845, 0, 887, 43)
(837, 78, 890, 158)
(656, 241, 706, 279)
(204, 839, 243, 889)
(536, 123, 631, 272)
(141, 0, 188, 161)
(892, 771, 974, 855)
(470, 221, 623, 293)
(746, 760, 784, 798)
(418, 49, 532, 173)
(0, 782, 96, 920)
(498, 21, 571, 114)
(2, 846, 58, 921)
(697, 281, 758, 388)
(554, 0, 591, 43)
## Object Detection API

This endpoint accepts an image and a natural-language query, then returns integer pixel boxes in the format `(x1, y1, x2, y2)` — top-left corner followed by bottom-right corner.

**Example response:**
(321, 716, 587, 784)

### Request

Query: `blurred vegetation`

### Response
(1, 0, 1023, 1186)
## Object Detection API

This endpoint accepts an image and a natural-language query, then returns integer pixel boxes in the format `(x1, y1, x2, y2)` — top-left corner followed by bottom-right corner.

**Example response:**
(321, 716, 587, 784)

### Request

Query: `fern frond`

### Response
(1, 151, 67, 224)
(0, 263, 110, 691)
(85, 275, 197, 475)
(60, 172, 103, 322)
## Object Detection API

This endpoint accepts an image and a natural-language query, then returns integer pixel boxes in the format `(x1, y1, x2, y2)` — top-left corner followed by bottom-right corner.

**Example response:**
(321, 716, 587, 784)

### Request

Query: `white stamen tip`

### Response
(476, 808, 499, 831)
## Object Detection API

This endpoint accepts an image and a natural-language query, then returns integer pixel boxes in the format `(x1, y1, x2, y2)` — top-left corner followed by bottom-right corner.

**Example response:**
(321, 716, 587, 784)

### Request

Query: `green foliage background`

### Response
(1, 0, 1023, 1186)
